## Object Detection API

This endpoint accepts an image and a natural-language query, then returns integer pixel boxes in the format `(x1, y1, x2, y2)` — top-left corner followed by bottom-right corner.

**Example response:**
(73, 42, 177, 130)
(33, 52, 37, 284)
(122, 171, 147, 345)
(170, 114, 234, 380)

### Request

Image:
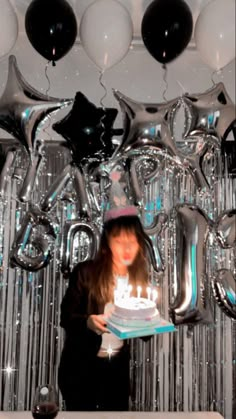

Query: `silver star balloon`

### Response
(183, 82, 236, 142)
(113, 90, 218, 190)
(0, 55, 73, 202)
(0, 55, 72, 155)
(113, 89, 180, 161)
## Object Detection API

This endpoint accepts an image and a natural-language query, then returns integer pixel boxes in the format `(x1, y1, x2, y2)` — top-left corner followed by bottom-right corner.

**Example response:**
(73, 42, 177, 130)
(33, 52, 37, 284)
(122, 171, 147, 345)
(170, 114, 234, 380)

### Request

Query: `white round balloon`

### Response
(0, 0, 18, 59)
(194, 0, 235, 71)
(80, 0, 133, 71)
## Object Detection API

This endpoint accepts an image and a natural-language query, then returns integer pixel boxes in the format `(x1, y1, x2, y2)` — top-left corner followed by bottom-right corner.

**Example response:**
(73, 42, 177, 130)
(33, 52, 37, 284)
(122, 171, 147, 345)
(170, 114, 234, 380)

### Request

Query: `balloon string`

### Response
(45, 62, 51, 96)
(176, 80, 187, 95)
(41, 62, 52, 141)
(99, 70, 107, 109)
(162, 64, 168, 102)
(98, 70, 107, 147)
(211, 69, 221, 86)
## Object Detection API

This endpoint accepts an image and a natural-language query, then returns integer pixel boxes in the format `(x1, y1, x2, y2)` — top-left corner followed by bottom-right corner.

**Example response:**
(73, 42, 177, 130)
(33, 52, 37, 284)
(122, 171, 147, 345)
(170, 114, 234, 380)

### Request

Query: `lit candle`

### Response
(146, 287, 151, 300)
(152, 289, 158, 302)
(114, 289, 119, 304)
(127, 284, 132, 298)
(137, 285, 142, 299)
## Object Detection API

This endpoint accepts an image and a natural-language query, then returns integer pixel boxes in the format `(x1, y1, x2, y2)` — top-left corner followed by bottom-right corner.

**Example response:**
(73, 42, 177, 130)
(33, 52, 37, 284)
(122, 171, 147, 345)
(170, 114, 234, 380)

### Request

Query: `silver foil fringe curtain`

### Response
(0, 144, 235, 418)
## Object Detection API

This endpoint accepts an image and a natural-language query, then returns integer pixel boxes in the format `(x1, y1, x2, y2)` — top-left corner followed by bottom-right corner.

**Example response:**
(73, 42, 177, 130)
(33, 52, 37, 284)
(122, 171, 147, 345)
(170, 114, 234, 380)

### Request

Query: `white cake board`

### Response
(107, 317, 176, 339)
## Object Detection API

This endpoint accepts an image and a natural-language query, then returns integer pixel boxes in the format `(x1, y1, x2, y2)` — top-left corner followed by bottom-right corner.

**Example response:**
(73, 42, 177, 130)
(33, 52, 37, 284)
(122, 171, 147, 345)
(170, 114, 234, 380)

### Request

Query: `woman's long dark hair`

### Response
(88, 216, 149, 306)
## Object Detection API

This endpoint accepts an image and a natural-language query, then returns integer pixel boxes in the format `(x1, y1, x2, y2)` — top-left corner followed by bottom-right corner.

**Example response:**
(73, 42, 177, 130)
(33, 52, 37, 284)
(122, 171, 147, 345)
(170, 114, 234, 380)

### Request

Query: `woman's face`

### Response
(109, 230, 140, 268)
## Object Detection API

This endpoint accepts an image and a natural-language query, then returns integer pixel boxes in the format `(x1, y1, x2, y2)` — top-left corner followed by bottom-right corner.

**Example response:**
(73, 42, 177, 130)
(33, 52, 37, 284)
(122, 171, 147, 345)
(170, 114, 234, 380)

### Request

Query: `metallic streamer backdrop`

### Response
(0, 142, 235, 418)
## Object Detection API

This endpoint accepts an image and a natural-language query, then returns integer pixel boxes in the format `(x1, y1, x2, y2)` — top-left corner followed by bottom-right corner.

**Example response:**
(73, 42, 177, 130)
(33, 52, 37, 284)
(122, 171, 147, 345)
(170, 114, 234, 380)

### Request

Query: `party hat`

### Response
(104, 170, 138, 222)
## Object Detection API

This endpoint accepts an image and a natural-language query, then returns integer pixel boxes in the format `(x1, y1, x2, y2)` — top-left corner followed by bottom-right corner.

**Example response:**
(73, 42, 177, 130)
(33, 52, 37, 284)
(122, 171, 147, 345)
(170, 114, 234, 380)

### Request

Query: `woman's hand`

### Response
(87, 314, 109, 335)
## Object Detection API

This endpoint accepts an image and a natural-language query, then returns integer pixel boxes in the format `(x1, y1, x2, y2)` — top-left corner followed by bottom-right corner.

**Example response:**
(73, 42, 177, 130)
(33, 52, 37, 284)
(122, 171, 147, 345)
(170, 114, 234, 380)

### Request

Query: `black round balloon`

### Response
(141, 0, 193, 65)
(25, 0, 77, 63)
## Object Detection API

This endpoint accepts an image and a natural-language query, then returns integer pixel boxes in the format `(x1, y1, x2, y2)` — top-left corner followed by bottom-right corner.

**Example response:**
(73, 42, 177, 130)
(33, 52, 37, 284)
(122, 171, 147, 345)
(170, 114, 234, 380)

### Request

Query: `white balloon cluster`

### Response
(1, 0, 235, 73)
(80, 0, 133, 72)
(0, 0, 18, 59)
(194, 0, 235, 71)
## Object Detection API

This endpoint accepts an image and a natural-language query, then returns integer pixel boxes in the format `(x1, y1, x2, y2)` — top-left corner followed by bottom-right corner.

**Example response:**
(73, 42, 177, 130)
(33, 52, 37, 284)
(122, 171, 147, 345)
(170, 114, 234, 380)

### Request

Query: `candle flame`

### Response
(137, 285, 142, 298)
(146, 287, 151, 299)
(152, 289, 158, 302)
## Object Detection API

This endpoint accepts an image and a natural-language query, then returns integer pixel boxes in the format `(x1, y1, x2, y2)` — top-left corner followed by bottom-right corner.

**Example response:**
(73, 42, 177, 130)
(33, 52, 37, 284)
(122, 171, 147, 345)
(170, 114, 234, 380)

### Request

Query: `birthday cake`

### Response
(108, 297, 159, 328)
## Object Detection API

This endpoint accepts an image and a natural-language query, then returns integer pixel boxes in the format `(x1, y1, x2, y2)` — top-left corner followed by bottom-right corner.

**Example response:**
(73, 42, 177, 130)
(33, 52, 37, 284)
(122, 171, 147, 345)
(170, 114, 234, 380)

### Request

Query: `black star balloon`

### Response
(0, 55, 72, 155)
(52, 91, 122, 166)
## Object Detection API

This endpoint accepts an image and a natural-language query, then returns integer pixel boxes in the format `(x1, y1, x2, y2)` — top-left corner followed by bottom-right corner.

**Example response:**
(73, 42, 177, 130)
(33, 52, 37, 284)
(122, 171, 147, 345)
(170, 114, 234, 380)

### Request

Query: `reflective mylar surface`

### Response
(113, 89, 219, 191)
(10, 204, 57, 271)
(216, 209, 236, 248)
(0, 91, 235, 418)
(171, 204, 213, 325)
(183, 82, 236, 142)
(212, 269, 236, 320)
(0, 55, 72, 155)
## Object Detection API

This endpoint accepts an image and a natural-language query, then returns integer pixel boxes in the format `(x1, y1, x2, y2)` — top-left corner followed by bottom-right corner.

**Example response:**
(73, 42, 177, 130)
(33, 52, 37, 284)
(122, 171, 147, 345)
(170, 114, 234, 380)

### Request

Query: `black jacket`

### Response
(59, 260, 106, 361)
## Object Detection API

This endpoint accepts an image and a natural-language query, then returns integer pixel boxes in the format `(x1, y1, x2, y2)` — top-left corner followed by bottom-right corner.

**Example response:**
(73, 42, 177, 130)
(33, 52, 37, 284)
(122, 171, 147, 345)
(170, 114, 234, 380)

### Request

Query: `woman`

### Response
(58, 214, 150, 411)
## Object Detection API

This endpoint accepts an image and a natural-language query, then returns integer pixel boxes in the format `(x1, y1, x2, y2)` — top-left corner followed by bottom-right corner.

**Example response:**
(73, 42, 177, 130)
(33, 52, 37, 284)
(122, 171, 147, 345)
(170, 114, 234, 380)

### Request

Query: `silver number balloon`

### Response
(40, 162, 97, 220)
(212, 209, 236, 319)
(72, 165, 93, 219)
(18, 141, 43, 202)
(61, 219, 100, 277)
(0, 146, 17, 198)
(10, 205, 57, 271)
(143, 213, 168, 274)
(126, 158, 143, 207)
(127, 155, 162, 207)
(171, 203, 213, 325)
(40, 163, 73, 212)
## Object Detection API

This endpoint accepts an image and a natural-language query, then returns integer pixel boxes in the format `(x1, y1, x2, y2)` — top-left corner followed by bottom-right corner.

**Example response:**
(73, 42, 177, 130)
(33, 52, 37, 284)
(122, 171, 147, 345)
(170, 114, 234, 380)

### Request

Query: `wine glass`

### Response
(32, 384, 59, 419)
